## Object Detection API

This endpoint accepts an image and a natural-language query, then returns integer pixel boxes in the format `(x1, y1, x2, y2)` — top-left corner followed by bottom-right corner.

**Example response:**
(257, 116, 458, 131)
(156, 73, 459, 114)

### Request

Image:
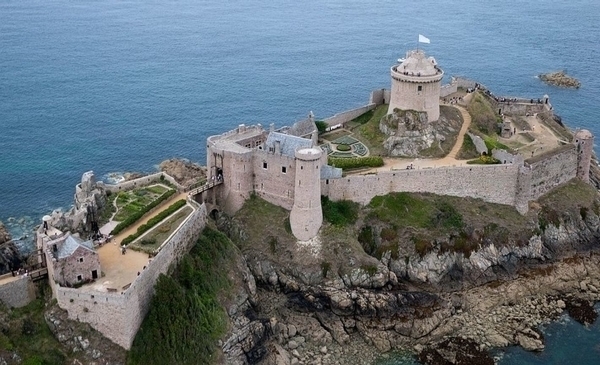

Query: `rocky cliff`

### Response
(217, 179, 600, 365)
(0, 222, 24, 275)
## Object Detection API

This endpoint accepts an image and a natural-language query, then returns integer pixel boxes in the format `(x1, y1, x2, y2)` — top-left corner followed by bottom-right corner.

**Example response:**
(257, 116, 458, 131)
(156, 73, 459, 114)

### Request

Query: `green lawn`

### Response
(129, 206, 193, 254)
(113, 185, 170, 222)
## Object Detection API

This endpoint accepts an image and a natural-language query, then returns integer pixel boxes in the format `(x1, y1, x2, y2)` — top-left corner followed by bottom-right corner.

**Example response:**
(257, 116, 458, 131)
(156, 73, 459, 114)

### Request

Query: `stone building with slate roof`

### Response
(46, 233, 101, 287)
(206, 118, 340, 240)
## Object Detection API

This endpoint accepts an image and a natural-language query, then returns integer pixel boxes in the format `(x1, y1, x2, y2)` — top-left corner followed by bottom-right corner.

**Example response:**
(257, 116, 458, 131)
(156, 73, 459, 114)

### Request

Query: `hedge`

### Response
(328, 156, 384, 169)
(121, 199, 187, 246)
(110, 189, 176, 235)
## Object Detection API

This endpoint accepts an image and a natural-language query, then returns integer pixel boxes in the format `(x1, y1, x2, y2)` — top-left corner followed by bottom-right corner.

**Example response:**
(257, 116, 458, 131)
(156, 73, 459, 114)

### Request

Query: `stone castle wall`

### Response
(323, 104, 376, 127)
(0, 275, 35, 308)
(370, 89, 390, 106)
(527, 144, 578, 201)
(323, 164, 521, 207)
(54, 200, 207, 349)
(103, 172, 184, 193)
(252, 151, 296, 210)
(220, 149, 254, 214)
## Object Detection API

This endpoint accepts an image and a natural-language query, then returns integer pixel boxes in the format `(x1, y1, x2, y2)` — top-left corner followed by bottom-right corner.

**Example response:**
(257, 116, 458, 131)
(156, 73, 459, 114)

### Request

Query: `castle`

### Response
(205, 49, 594, 241)
(1, 48, 594, 350)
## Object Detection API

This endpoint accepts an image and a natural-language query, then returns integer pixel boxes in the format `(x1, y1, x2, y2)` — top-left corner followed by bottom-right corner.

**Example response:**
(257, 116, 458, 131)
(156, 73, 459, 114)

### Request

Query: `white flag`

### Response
(418, 34, 430, 44)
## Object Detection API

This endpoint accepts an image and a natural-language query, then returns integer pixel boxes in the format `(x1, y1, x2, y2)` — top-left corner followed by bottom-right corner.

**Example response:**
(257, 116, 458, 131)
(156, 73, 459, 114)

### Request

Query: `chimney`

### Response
(275, 140, 281, 154)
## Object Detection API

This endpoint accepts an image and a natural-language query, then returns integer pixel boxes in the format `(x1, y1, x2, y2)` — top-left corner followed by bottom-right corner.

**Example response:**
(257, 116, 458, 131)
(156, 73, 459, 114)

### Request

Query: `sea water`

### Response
(1, 0, 599, 362)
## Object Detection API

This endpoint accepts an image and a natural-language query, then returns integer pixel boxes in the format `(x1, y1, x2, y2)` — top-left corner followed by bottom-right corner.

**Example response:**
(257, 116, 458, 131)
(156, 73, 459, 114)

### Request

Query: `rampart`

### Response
(102, 172, 184, 193)
(323, 103, 376, 127)
(0, 275, 35, 308)
(323, 164, 521, 208)
(369, 89, 390, 106)
(526, 144, 577, 201)
(52, 199, 207, 349)
(440, 77, 478, 97)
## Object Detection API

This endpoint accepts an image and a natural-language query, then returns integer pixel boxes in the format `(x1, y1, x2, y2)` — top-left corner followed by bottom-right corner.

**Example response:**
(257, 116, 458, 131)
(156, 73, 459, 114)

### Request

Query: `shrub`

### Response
(431, 202, 464, 229)
(321, 196, 359, 226)
(315, 120, 328, 133)
(140, 238, 156, 246)
(121, 199, 186, 246)
(321, 261, 331, 278)
(360, 264, 378, 276)
(580, 206, 589, 220)
(328, 156, 384, 169)
(358, 226, 376, 255)
(128, 227, 230, 365)
(412, 236, 434, 257)
(111, 189, 176, 235)
(466, 155, 501, 165)
(336, 144, 351, 152)
(380, 227, 398, 242)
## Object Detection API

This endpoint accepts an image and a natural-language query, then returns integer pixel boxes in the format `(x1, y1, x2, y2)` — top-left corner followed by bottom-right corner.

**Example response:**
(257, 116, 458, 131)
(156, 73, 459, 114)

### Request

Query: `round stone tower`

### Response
(574, 129, 594, 183)
(290, 148, 323, 241)
(388, 50, 444, 121)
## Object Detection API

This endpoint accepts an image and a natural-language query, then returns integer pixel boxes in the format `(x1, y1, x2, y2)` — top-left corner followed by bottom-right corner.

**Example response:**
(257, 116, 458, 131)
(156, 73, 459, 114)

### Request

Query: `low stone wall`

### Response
(0, 275, 35, 308)
(323, 164, 521, 208)
(440, 83, 457, 98)
(369, 89, 390, 106)
(323, 104, 376, 127)
(493, 149, 524, 165)
(467, 132, 488, 155)
(102, 172, 184, 193)
(54, 200, 207, 349)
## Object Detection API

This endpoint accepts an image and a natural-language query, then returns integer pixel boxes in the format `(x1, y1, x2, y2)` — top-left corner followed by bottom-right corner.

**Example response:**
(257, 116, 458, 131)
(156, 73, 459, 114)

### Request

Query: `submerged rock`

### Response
(539, 71, 580, 88)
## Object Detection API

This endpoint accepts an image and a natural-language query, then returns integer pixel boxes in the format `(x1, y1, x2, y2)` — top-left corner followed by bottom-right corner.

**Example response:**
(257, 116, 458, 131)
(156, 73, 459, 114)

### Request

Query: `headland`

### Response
(0, 48, 598, 365)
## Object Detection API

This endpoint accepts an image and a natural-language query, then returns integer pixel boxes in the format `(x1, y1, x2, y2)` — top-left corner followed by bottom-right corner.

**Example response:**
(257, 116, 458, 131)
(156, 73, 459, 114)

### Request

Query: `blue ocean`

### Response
(1, 0, 599, 363)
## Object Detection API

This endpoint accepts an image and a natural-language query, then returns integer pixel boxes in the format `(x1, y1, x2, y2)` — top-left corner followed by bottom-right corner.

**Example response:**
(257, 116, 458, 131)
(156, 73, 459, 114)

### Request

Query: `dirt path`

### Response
(446, 104, 472, 160)
(362, 102, 473, 173)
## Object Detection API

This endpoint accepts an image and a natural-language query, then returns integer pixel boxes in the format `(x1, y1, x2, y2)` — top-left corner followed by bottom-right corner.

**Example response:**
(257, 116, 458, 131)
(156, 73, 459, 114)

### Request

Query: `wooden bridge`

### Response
(188, 179, 222, 196)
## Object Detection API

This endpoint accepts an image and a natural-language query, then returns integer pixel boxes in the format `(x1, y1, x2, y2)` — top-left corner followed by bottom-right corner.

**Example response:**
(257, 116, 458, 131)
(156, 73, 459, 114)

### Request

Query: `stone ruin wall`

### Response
(54, 201, 207, 349)
(323, 164, 521, 208)
(0, 274, 36, 308)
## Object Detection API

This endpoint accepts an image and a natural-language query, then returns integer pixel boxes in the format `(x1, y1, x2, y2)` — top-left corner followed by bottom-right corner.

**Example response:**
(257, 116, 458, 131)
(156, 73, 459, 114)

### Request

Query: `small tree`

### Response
(315, 121, 328, 134)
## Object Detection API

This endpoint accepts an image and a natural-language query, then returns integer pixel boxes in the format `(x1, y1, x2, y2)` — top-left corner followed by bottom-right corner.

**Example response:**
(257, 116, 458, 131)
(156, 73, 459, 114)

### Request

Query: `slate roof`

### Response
(265, 132, 313, 158)
(287, 118, 317, 138)
(56, 234, 95, 259)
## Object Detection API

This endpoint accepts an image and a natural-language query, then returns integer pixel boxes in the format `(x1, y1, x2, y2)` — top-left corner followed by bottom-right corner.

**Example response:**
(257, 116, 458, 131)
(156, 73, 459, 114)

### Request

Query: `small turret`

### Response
(574, 129, 594, 183)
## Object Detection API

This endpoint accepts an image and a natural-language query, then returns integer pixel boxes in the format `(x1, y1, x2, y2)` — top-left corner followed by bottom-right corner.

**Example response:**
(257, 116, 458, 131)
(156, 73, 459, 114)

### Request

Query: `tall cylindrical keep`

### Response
(574, 129, 594, 183)
(388, 50, 444, 121)
(290, 148, 323, 241)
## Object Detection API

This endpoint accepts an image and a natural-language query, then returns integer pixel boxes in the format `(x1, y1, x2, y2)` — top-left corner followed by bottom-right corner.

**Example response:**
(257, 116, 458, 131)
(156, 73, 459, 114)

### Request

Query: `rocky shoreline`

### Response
(217, 185, 600, 365)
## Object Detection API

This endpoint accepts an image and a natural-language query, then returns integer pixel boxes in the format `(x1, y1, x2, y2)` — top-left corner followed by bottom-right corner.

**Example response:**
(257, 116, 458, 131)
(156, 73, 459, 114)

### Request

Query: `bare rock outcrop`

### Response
(0, 222, 11, 245)
(159, 158, 206, 188)
(0, 222, 24, 274)
(539, 71, 581, 88)
(51, 171, 108, 238)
